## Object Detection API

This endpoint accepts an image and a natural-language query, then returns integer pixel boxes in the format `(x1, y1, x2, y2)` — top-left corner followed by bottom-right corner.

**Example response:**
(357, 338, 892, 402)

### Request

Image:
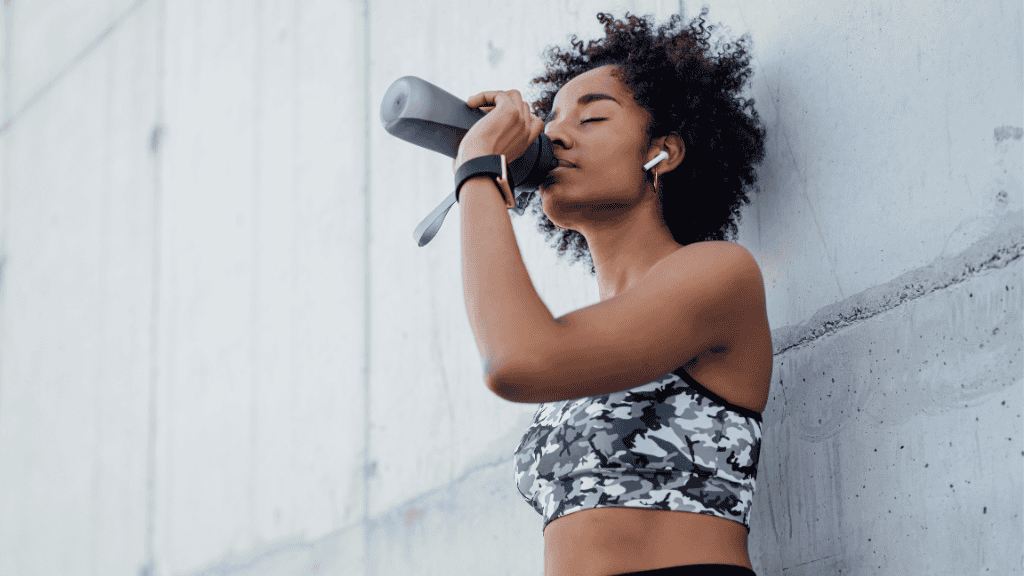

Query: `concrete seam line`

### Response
(770, 209, 1023, 356)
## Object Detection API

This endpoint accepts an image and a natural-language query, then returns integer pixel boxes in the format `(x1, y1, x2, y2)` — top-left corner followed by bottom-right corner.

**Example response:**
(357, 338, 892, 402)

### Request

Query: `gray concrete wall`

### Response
(0, 1, 1019, 575)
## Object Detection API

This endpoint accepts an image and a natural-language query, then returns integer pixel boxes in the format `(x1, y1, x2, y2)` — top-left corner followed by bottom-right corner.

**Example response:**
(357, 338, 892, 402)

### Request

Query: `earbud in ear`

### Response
(643, 151, 669, 171)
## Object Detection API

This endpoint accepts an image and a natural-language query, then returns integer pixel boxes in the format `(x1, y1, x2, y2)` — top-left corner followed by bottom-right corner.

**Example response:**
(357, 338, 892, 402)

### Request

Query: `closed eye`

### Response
(581, 118, 606, 124)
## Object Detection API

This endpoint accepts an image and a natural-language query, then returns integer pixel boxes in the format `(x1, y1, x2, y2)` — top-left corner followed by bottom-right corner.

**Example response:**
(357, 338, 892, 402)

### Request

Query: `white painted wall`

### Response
(0, 1, 1020, 575)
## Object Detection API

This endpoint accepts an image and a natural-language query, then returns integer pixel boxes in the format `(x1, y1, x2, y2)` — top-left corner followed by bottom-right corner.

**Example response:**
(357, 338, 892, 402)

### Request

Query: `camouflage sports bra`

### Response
(513, 365, 762, 535)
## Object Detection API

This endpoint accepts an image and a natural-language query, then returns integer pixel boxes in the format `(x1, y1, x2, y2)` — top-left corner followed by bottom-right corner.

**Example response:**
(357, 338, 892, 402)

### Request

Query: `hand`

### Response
(452, 89, 545, 174)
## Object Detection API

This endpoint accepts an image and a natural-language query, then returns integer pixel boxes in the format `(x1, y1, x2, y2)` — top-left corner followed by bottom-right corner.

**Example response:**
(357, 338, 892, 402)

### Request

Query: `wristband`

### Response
(454, 154, 515, 208)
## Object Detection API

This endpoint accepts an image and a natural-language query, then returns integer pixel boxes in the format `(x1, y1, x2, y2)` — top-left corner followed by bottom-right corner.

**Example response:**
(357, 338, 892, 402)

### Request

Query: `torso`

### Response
(543, 243, 774, 576)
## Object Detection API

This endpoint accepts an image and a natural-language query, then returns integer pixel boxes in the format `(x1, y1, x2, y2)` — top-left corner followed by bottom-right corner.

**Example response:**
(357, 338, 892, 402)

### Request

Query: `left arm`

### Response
(490, 241, 763, 404)
(454, 88, 555, 395)
(459, 175, 558, 393)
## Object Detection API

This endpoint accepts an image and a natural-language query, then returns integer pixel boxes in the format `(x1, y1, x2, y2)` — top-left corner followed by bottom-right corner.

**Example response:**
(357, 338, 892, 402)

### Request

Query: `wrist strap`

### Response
(412, 155, 526, 247)
(454, 154, 515, 207)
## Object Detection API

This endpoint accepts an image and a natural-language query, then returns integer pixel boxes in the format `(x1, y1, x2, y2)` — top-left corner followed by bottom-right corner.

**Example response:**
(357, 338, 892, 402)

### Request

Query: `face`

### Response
(539, 64, 655, 223)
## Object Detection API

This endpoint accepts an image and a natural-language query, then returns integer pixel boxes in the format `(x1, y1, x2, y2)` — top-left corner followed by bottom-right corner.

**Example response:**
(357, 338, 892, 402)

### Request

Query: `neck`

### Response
(577, 200, 682, 302)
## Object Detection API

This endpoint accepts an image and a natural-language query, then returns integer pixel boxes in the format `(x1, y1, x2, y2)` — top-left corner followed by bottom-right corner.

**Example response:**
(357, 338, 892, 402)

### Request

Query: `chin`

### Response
(539, 170, 564, 190)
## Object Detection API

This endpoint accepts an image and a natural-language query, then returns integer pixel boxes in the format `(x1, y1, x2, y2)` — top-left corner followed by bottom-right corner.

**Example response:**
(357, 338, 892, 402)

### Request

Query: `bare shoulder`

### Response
(670, 241, 772, 412)
(664, 241, 766, 298)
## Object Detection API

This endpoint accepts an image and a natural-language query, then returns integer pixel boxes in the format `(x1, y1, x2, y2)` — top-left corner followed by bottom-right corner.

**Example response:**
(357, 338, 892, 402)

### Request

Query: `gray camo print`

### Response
(513, 369, 761, 535)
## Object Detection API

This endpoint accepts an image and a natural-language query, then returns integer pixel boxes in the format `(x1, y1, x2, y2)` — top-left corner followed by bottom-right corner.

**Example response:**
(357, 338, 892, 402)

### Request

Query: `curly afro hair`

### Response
(522, 7, 767, 276)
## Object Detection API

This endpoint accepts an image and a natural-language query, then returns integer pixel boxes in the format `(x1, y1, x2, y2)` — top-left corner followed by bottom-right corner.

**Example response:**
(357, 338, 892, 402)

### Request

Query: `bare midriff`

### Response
(543, 507, 751, 576)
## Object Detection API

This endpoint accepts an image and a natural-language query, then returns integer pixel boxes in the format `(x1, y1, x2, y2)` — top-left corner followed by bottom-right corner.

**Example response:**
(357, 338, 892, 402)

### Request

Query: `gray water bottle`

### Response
(380, 76, 557, 245)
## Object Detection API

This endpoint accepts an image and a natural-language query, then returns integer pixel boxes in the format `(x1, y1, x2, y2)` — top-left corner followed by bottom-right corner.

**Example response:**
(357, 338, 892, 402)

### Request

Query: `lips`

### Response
(554, 158, 576, 169)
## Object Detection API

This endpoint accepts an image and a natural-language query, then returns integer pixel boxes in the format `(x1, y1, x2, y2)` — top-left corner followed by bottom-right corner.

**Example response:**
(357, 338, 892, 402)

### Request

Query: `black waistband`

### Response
(671, 367, 763, 422)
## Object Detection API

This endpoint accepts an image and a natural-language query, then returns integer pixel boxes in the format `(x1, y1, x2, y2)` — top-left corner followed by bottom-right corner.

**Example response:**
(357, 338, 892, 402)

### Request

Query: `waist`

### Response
(544, 507, 751, 576)
(526, 466, 756, 531)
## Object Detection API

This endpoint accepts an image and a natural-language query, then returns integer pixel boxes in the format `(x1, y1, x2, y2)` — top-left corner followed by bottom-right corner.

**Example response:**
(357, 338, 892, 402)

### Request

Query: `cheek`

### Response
(593, 144, 643, 173)
(596, 159, 642, 182)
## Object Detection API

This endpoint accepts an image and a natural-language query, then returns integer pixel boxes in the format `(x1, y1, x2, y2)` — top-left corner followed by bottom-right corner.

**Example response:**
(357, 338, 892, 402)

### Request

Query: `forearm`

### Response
(459, 176, 556, 387)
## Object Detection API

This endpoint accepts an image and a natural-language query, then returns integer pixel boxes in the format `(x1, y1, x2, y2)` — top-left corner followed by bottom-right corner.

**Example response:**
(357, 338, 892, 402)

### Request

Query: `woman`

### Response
(453, 9, 771, 576)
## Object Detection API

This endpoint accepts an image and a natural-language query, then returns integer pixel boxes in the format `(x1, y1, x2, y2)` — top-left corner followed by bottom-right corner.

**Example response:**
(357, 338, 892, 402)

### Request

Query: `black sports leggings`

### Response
(612, 564, 757, 576)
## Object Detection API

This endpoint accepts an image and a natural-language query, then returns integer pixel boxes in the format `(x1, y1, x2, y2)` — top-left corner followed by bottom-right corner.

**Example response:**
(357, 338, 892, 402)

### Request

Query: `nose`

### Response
(543, 118, 573, 150)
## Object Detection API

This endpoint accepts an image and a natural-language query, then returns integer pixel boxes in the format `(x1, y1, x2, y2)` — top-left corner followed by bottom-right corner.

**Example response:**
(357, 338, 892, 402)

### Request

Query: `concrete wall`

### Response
(0, 1, 1019, 575)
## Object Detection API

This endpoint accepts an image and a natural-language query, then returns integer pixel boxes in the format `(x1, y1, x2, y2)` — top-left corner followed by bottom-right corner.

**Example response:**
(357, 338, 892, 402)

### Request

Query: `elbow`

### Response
(487, 371, 531, 403)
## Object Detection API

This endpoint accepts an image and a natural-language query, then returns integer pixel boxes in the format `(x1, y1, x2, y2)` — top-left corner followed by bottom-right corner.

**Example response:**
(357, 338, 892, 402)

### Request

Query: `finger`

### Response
(519, 98, 531, 124)
(500, 89, 524, 121)
(506, 90, 525, 115)
(464, 92, 487, 108)
(494, 90, 512, 110)
(465, 90, 502, 109)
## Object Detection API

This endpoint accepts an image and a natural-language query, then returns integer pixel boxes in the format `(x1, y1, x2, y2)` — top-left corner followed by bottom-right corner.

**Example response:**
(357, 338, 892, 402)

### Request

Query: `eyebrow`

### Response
(545, 93, 620, 123)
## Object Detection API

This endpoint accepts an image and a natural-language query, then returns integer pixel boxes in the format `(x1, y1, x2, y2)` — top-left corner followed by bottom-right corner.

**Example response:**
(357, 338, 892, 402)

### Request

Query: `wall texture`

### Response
(0, 1, 1020, 575)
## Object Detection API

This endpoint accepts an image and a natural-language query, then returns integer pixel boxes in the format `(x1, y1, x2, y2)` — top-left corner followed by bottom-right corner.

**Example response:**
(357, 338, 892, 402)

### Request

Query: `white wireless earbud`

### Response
(643, 151, 669, 171)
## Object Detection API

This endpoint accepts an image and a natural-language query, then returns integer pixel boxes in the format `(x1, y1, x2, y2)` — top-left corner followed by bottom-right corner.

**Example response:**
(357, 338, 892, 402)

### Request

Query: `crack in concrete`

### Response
(770, 209, 1023, 357)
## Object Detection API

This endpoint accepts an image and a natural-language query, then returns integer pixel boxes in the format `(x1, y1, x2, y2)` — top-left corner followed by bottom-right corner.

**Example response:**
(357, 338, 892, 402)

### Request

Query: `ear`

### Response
(647, 133, 685, 175)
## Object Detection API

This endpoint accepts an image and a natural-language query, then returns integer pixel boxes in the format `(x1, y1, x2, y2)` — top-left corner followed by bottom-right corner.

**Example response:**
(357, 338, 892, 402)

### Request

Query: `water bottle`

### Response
(380, 76, 558, 246)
